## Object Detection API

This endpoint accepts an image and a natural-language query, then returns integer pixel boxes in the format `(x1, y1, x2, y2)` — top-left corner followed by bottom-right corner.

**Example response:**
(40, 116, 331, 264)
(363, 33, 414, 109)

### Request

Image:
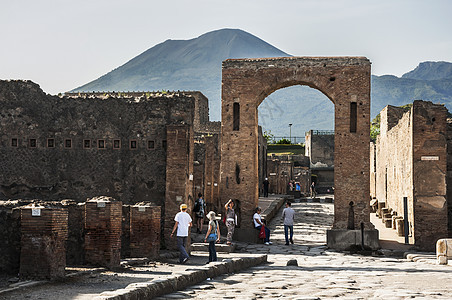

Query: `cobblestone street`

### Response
(156, 198, 452, 299)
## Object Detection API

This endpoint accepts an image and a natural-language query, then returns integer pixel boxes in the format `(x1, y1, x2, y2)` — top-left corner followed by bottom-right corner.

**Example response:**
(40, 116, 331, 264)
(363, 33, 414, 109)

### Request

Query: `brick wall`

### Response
(221, 57, 372, 231)
(20, 205, 68, 279)
(447, 120, 452, 235)
(84, 197, 122, 268)
(164, 124, 194, 250)
(203, 134, 221, 213)
(129, 204, 161, 258)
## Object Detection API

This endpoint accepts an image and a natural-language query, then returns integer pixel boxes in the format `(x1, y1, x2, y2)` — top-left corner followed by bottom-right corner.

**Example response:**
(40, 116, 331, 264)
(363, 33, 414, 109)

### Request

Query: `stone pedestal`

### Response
(20, 206, 68, 279)
(327, 229, 380, 250)
(85, 197, 122, 268)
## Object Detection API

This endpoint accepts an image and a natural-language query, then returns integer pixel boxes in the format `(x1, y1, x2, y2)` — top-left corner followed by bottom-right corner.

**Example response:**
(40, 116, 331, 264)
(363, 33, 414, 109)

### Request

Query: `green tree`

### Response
(263, 130, 275, 144)
(276, 138, 291, 144)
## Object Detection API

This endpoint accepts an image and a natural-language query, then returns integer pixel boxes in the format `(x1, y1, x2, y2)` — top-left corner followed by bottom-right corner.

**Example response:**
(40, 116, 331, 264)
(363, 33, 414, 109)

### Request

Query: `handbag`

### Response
(206, 232, 217, 242)
(206, 221, 219, 242)
(258, 226, 266, 239)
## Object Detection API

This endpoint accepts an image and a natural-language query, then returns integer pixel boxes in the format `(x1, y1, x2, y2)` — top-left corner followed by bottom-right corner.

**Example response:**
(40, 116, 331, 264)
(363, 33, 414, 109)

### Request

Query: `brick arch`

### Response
(256, 78, 335, 106)
(220, 57, 379, 250)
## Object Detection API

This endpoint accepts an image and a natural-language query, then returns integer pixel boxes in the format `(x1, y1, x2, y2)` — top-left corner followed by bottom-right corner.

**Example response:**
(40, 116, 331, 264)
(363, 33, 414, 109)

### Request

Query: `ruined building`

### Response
(305, 130, 334, 194)
(371, 100, 451, 251)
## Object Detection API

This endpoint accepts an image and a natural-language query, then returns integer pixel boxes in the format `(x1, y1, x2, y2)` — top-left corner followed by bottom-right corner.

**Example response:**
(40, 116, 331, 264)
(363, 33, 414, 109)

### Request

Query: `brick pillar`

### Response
(20, 206, 68, 279)
(165, 124, 194, 250)
(130, 204, 161, 258)
(84, 197, 122, 268)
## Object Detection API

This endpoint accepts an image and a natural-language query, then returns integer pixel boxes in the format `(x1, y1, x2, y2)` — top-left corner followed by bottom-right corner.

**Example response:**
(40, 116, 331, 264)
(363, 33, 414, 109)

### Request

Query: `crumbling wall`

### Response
(375, 101, 448, 250)
(0, 80, 194, 206)
(447, 120, 452, 235)
(412, 101, 448, 249)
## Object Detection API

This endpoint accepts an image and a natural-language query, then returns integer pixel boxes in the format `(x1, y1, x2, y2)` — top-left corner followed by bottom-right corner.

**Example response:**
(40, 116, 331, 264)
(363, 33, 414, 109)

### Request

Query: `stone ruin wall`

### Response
(0, 198, 162, 276)
(412, 101, 448, 248)
(375, 101, 449, 250)
(0, 80, 195, 207)
(447, 120, 452, 235)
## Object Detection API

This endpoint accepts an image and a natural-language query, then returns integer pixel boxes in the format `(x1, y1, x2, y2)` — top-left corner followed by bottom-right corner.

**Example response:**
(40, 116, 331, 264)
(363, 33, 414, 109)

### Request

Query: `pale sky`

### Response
(1, 0, 451, 95)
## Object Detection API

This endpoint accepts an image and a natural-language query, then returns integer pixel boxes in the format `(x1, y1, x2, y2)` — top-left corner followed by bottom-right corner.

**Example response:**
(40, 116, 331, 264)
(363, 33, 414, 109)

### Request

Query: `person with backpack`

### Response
(193, 193, 206, 233)
(204, 211, 220, 263)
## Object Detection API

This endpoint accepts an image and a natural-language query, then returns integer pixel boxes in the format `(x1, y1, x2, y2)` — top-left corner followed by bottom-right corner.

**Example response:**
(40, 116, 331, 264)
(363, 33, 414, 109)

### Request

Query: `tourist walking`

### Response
(224, 199, 236, 245)
(282, 201, 295, 245)
(204, 211, 220, 263)
(253, 207, 272, 245)
(310, 181, 316, 198)
(193, 193, 206, 233)
(170, 203, 192, 264)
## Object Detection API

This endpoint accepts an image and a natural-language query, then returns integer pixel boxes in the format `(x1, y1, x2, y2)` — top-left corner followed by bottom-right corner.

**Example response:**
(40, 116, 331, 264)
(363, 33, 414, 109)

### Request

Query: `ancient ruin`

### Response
(371, 100, 451, 250)
(220, 57, 378, 249)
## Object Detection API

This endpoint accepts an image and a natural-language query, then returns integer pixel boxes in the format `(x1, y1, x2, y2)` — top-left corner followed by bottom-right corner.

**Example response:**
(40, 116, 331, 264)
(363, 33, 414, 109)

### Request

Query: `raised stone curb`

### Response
(262, 196, 287, 222)
(93, 254, 267, 300)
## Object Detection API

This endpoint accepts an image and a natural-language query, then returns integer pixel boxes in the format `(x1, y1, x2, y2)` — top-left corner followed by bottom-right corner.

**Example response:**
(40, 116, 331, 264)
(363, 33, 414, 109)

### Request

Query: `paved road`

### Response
(155, 199, 452, 299)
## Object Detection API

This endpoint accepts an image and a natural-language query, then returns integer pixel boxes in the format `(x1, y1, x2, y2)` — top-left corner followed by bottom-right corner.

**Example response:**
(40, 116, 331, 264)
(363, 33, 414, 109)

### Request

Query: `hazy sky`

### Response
(1, 0, 451, 95)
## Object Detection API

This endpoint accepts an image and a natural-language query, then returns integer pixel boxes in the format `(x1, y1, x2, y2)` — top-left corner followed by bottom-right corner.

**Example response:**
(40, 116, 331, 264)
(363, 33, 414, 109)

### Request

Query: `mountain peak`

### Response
(402, 61, 452, 81)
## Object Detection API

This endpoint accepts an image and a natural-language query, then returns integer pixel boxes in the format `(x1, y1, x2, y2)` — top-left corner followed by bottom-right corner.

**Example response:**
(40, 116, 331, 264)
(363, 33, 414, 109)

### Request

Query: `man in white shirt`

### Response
(282, 201, 295, 245)
(171, 203, 192, 263)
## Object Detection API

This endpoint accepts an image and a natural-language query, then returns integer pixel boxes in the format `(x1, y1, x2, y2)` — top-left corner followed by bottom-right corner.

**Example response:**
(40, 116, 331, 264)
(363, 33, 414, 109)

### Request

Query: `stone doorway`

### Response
(220, 57, 379, 250)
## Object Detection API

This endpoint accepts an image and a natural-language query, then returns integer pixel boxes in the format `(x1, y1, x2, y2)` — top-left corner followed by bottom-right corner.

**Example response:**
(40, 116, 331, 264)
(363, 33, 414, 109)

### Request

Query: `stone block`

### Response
(396, 219, 405, 237)
(436, 238, 452, 265)
(327, 229, 380, 250)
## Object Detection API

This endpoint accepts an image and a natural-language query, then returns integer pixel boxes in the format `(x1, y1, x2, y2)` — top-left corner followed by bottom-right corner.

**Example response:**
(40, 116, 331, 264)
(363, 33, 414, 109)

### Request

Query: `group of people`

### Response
(171, 194, 296, 264)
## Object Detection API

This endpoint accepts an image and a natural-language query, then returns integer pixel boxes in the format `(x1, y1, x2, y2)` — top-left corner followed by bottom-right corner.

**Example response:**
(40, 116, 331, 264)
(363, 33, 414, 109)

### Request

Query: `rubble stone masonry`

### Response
(375, 101, 448, 250)
(0, 80, 195, 206)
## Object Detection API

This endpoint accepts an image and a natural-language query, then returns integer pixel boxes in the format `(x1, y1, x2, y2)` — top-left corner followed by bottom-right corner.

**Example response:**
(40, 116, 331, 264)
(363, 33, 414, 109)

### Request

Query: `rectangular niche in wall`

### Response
(83, 139, 91, 149)
(98, 139, 105, 149)
(11, 138, 18, 147)
(147, 140, 155, 150)
(47, 138, 55, 148)
(113, 139, 121, 149)
(29, 139, 37, 148)
(130, 140, 137, 150)
(64, 139, 72, 148)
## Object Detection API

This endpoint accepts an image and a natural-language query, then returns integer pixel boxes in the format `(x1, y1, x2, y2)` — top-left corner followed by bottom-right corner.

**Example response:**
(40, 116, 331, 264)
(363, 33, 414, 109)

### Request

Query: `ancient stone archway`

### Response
(220, 57, 379, 250)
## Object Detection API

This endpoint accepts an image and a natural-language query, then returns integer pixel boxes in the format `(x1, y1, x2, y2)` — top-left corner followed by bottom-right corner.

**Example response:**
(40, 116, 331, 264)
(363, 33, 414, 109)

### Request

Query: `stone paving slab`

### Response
(156, 197, 452, 299)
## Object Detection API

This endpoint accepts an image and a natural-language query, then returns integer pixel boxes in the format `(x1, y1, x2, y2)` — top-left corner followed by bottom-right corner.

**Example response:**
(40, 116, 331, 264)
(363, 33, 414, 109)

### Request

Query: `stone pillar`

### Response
(130, 204, 161, 258)
(84, 197, 122, 268)
(164, 124, 194, 250)
(20, 205, 68, 279)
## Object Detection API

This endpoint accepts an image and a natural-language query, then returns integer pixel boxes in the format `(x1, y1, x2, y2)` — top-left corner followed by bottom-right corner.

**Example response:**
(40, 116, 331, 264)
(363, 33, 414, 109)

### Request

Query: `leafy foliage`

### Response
(276, 138, 291, 144)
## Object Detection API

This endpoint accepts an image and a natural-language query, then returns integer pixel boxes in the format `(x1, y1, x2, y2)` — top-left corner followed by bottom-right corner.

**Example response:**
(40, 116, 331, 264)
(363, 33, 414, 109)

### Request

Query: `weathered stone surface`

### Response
(220, 57, 373, 244)
(373, 101, 448, 250)
(0, 80, 195, 208)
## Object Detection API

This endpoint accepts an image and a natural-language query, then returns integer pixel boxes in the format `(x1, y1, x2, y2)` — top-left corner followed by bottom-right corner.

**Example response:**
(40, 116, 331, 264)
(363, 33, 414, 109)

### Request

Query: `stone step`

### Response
(190, 242, 236, 253)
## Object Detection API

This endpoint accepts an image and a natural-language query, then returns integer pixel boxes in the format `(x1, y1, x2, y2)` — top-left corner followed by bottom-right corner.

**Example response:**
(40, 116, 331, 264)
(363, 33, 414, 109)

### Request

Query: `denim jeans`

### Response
(177, 236, 189, 262)
(208, 241, 217, 262)
(284, 225, 293, 244)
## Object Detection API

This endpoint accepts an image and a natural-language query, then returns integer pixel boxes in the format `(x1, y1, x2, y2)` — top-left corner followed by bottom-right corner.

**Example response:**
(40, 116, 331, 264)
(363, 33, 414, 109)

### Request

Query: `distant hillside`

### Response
(72, 28, 290, 122)
(402, 61, 452, 81)
(72, 29, 452, 138)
